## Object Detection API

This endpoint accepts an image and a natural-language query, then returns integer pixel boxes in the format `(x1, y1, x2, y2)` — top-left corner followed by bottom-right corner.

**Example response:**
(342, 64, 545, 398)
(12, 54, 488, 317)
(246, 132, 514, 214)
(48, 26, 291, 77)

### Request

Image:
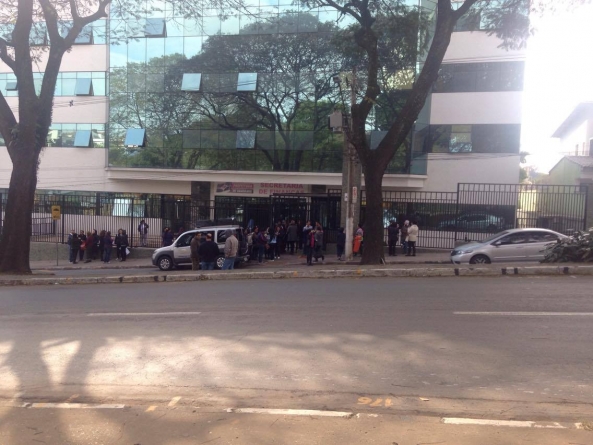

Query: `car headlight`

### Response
(456, 249, 474, 254)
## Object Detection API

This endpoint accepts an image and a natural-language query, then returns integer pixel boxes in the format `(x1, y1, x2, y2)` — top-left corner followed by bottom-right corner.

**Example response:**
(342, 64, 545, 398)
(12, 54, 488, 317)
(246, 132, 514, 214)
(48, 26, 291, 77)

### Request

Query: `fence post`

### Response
(454, 183, 460, 245)
(130, 197, 135, 247)
(60, 195, 65, 244)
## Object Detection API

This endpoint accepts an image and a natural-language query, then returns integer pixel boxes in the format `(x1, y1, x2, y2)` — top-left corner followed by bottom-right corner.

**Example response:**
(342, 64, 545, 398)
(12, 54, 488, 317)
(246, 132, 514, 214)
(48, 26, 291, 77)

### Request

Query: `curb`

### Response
(1, 265, 593, 287)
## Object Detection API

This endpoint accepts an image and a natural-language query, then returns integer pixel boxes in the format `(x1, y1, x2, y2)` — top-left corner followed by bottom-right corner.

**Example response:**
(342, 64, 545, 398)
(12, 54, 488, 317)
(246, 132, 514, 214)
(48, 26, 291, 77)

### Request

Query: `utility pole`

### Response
(334, 70, 362, 261)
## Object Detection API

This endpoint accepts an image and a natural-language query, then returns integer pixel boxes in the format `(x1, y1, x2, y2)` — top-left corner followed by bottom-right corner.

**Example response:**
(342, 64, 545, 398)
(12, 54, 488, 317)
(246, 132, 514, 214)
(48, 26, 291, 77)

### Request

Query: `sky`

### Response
(521, 2, 593, 173)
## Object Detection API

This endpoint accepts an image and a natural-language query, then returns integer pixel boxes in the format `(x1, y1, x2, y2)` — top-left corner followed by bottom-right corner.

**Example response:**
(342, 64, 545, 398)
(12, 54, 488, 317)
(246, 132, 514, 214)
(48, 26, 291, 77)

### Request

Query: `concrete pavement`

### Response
(0, 248, 588, 286)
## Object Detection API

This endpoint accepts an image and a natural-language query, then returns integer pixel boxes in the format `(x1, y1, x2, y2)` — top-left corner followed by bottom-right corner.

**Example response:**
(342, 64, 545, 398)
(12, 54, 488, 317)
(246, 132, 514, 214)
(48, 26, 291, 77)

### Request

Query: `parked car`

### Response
(450, 228, 568, 265)
(152, 225, 249, 271)
(438, 213, 505, 232)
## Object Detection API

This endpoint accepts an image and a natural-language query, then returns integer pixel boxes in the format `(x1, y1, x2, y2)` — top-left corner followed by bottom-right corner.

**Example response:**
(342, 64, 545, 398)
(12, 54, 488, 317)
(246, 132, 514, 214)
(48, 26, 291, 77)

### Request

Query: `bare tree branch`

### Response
(0, 38, 15, 70)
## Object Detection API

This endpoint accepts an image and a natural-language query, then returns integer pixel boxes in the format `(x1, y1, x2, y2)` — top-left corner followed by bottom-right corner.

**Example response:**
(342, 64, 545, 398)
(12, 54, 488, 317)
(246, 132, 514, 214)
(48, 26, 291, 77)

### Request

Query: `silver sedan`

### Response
(450, 228, 568, 265)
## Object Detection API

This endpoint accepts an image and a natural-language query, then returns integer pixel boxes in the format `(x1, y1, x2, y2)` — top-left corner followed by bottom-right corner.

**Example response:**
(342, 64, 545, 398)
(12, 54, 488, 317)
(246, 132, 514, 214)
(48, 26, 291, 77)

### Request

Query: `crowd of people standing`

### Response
(240, 219, 327, 266)
(67, 228, 129, 264)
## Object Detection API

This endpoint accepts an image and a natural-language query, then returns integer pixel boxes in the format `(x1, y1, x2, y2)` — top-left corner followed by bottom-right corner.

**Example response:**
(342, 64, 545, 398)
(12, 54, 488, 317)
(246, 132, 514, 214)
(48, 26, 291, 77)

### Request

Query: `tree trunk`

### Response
(0, 144, 39, 274)
(361, 164, 385, 265)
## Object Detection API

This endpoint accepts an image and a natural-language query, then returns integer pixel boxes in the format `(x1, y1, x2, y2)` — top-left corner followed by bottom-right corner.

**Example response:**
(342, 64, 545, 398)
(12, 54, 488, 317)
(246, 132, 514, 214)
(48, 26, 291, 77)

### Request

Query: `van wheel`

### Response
(470, 254, 491, 265)
(216, 255, 225, 269)
(157, 255, 174, 271)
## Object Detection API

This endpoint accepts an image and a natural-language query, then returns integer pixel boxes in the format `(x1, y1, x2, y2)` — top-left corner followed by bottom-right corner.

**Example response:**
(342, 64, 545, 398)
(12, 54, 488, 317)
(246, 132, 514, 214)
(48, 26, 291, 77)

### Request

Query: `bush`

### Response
(541, 229, 593, 263)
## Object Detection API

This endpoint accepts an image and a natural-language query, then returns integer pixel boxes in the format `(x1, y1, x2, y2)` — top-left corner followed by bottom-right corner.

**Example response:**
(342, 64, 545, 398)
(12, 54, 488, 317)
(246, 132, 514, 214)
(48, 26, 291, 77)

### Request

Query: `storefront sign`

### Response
(215, 182, 308, 196)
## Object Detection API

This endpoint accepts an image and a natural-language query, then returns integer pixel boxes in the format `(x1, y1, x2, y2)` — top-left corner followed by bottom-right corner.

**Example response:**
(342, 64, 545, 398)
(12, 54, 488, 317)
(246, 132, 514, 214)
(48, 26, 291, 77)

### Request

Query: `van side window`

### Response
(177, 233, 194, 247)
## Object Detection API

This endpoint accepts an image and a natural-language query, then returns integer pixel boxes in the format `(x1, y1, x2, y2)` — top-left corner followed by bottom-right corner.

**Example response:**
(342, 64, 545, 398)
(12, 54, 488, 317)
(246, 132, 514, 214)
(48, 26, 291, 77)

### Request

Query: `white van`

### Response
(152, 225, 249, 270)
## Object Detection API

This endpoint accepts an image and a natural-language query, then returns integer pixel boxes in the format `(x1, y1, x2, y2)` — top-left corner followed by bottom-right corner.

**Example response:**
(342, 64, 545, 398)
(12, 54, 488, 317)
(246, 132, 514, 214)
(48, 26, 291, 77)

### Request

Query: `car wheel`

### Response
(157, 255, 174, 271)
(216, 255, 225, 269)
(469, 254, 491, 265)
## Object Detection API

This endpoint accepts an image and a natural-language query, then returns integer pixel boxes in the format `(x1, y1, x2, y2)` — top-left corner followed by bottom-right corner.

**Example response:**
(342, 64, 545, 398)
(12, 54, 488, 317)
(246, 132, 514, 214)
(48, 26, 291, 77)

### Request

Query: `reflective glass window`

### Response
(183, 37, 202, 58)
(449, 125, 472, 153)
(5, 81, 17, 91)
(61, 125, 77, 147)
(183, 129, 201, 148)
(30, 22, 47, 46)
(236, 130, 256, 149)
(181, 73, 202, 91)
(370, 131, 387, 150)
(124, 128, 146, 147)
(74, 130, 93, 147)
(147, 37, 165, 61)
(0, 24, 14, 44)
(75, 78, 93, 95)
(290, 131, 314, 151)
(144, 18, 167, 37)
(237, 73, 257, 92)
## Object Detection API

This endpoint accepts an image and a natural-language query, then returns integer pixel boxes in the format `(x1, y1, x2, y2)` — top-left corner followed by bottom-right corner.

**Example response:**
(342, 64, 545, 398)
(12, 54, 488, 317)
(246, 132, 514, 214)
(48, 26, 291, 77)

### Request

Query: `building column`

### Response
(191, 181, 212, 222)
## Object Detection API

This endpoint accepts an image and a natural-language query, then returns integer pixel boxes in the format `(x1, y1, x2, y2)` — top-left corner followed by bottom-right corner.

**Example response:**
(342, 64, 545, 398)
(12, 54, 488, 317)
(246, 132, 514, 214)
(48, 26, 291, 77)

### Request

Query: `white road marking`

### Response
(24, 403, 125, 409)
(86, 312, 202, 317)
(227, 408, 353, 418)
(454, 312, 593, 316)
(442, 418, 570, 429)
(168, 396, 181, 407)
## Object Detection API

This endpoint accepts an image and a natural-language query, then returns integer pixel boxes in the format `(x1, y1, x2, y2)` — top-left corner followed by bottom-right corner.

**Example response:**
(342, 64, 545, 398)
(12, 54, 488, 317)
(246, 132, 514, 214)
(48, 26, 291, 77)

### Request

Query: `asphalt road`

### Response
(1, 276, 593, 444)
(2, 276, 593, 410)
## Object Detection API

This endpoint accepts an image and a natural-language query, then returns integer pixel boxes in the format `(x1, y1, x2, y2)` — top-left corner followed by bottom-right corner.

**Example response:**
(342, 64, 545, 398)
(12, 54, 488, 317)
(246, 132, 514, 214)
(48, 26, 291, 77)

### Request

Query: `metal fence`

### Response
(0, 183, 588, 250)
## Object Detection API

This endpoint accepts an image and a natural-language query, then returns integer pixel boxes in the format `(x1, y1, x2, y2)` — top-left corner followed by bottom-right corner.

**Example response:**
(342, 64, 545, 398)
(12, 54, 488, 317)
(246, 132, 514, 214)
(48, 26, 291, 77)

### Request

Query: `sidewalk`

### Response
(0, 247, 590, 286)
(30, 249, 452, 272)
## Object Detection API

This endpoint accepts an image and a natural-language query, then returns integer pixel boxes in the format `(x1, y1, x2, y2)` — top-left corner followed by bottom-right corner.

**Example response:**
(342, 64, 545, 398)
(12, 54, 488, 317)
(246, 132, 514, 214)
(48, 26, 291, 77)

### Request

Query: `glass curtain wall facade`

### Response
(107, 0, 433, 174)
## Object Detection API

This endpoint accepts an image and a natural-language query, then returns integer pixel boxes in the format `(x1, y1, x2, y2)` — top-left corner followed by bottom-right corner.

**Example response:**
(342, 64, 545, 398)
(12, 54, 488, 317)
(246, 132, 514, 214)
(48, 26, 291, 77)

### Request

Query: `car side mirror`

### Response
(493, 241, 502, 247)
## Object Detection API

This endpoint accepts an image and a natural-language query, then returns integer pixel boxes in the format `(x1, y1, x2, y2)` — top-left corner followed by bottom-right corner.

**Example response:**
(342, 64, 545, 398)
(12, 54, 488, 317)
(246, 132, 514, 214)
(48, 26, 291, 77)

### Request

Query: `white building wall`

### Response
(559, 122, 589, 156)
(422, 154, 520, 192)
(430, 92, 523, 124)
(443, 32, 526, 63)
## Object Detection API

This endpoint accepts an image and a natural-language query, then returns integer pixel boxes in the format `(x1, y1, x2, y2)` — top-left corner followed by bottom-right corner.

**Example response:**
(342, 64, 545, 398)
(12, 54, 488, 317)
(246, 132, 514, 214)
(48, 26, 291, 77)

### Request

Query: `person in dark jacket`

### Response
(98, 229, 106, 261)
(313, 222, 325, 263)
(387, 220, 399, 257)
(70, 233, 81, 264)
(253, 226, 267, 264)
(286, 220, 298, 254)
(197, 233, 219, 270)
(162, 227, 174, 247)
(336, 227, 346, 261)
(115, 228, 123, 260)
(119, 229, 129, 261)
(103, 231, 113, 263)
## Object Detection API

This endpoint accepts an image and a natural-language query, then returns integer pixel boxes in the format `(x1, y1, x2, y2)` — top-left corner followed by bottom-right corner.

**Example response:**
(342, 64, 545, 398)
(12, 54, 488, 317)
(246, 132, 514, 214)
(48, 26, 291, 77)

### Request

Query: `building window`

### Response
(415, 124, 521, 154)
(30, 22, 47, 46)
(73, 130, 93, 147)
(449, 125, 472, 153)
(0, 23, 13, 44)
(182, 129, 201, 149)
(369, 131, 387, 150)
(434, 62, 525, 93)
(236, 130, 256, 149)
(75, 78, 94, 96)
(181, 73, 202, 91)
(124, 128, 146, 147)
(144, 19, 166, 38)
(454, 12, 480, 32)
(46, 124, 105, 148)
(5, 81, 17, 91)
(237, 73, 257, 92)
